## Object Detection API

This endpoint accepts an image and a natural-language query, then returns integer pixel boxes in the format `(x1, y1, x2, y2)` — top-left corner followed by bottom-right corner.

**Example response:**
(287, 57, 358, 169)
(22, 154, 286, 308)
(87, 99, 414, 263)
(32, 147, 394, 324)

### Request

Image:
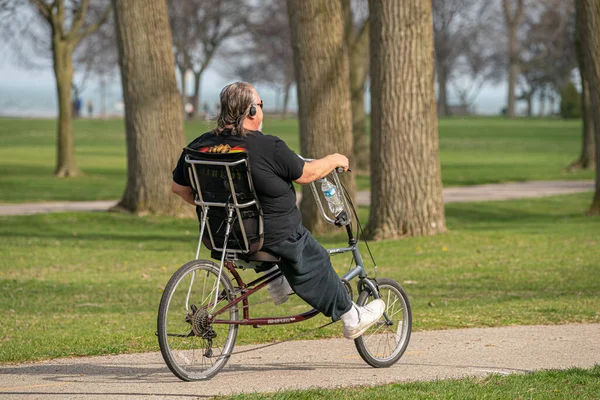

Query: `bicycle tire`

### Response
(354, 278, 412, 368)
(157, 259, 238, 381)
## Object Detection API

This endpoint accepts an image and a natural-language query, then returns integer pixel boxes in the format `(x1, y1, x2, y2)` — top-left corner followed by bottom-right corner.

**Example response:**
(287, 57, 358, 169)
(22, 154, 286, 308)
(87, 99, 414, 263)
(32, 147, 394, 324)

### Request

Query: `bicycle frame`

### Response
(188, 161, 383, 327)
(206, 221, 381, 327)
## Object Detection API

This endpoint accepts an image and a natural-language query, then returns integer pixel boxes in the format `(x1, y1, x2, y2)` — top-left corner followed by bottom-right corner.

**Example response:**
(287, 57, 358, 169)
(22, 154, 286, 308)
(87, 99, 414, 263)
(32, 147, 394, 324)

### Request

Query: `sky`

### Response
(0, 45, 539, 118)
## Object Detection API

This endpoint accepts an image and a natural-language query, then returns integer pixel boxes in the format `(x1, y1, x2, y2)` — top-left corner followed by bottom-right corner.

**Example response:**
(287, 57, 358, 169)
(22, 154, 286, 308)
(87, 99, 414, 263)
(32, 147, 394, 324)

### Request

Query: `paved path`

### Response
(0, 324, 598, 399)
(0, 180, 594, 216)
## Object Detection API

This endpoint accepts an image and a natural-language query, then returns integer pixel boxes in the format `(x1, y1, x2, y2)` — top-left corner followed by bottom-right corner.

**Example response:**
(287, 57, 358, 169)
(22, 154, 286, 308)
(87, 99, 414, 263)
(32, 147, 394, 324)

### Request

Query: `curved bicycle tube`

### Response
(354, 278, 412, 368)
(157, 260, 239, 381)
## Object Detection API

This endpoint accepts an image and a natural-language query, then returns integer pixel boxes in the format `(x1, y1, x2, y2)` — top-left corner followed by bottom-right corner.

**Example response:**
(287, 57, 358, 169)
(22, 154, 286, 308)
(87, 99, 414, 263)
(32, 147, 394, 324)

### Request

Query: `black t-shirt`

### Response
(172, 129, 305, 248)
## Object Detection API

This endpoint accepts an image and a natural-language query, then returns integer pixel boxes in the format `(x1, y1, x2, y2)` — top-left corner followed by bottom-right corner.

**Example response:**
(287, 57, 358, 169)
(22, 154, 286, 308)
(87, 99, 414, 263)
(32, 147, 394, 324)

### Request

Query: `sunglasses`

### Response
(256, 100, 263, 109)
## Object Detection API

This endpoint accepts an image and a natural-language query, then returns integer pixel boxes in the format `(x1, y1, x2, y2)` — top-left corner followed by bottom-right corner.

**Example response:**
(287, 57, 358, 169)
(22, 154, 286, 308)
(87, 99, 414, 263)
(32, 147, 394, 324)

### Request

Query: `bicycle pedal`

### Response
(252, 324, 261, 328)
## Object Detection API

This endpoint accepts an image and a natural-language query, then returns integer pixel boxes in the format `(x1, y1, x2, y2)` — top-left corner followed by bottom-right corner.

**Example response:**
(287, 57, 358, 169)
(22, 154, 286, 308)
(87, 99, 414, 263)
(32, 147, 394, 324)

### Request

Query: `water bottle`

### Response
(320, 178, 344, 216)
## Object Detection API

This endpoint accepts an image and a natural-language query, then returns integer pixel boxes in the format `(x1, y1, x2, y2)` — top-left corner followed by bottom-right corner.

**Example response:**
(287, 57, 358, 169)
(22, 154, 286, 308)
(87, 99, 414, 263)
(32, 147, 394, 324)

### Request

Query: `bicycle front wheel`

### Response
(157, 260, 239, 381)
(354, 278, 412, 368)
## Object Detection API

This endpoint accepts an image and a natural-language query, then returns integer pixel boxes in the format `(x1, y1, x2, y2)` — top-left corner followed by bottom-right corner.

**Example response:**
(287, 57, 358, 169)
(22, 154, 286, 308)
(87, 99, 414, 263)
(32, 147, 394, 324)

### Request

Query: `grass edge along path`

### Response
(223, 365, 600, 400)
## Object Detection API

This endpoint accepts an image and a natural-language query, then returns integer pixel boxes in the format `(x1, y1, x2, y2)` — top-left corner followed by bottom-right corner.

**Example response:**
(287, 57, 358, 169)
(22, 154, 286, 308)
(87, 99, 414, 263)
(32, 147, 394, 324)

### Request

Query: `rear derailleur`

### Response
(185, 304, 218, 357)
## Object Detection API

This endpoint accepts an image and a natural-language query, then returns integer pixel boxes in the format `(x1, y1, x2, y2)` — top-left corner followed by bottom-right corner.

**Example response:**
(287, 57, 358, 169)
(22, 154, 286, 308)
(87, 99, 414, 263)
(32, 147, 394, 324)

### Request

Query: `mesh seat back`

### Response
(184, 148, 263, 254)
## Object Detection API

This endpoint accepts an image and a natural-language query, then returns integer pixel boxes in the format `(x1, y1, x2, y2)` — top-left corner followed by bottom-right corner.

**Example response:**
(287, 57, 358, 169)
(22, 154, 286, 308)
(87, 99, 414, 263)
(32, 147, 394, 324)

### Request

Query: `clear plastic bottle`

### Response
(320, 178, 344, 216)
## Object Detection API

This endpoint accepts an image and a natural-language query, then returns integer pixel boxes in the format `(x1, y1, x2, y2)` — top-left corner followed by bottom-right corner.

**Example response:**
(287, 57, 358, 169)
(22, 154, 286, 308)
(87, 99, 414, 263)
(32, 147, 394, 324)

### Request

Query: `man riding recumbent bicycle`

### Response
(158, 82, 411, 381)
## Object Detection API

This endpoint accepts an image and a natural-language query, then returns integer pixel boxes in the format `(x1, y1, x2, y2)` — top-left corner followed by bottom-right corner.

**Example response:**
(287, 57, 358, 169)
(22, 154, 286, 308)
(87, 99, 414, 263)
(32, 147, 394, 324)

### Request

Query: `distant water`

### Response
(0, 79, 512, 118)
(0, 84, 124, 118)
(0, 82, 295, 118)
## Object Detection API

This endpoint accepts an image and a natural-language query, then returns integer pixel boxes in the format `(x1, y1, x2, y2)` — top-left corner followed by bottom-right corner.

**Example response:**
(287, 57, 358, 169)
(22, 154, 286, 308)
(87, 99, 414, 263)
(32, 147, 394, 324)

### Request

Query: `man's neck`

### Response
(243, 122, 258, 131)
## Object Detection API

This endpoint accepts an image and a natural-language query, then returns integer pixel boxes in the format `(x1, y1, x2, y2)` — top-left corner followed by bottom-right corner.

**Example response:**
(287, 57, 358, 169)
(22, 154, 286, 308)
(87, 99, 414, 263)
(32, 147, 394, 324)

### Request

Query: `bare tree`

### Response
(432, 0, 469, 117)
(287, 0, 356, 234)
(73, 7, 120, 117)
(112, 0, 188, 216)
(503, 0, 525, 118)
(367, 0, 445, 239)
(450, 3, 503, 113)
(576, 0, 600, 215)
(167, 0, 247, 118)
(1, 1, 111, 177)
(432, 0, 500, 116)
(517, 0, 576, 118)
(569, 2, 594, 170)
(233, 0, 295, 118)
(343, 0, 370, 171)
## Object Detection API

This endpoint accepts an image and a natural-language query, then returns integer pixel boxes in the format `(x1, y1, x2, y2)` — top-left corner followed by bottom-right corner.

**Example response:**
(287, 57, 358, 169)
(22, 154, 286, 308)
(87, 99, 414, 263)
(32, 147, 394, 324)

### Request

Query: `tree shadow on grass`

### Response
(0, 230, 190, 245)
(445, 202, 589, 232)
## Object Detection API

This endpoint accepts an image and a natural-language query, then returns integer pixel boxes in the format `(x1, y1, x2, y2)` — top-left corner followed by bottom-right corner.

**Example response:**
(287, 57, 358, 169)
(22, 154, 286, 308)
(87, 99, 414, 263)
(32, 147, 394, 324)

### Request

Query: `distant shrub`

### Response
(560, 82, 582, 119)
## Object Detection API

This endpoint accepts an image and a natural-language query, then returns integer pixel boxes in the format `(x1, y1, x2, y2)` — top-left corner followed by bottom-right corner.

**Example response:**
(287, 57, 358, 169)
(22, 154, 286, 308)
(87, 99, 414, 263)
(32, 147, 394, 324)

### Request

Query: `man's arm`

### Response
(171, 181, 196, 206)
(294, 153, 349, 185)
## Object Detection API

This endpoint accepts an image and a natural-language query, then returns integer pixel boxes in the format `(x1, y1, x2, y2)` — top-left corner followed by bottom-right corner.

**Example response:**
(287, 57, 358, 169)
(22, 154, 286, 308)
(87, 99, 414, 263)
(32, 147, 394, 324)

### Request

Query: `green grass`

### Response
(0, 192, 598, 363)
(0, 117, 594, 202)
(223, 365, 600, 399)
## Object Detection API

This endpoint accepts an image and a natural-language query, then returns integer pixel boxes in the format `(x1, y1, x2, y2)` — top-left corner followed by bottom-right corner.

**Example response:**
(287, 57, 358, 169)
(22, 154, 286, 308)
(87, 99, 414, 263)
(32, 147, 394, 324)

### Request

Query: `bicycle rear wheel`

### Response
(157, 260, 238, 381)
(354, 278, 411, 368)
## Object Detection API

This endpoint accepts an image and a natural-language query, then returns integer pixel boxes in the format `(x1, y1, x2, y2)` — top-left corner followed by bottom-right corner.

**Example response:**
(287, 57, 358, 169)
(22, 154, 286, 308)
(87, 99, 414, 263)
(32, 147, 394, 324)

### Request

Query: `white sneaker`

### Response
(342, 299, 385, 340)
(263, 266, 291, 305)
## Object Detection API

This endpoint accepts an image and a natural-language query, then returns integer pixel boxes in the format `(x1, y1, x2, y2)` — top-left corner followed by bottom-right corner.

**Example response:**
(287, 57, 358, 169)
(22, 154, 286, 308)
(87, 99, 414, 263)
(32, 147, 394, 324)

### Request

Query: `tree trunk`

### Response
(178, 64, 187, 118)
(437, 62, 450, 117)
(192, 70, 202, 118)
(569, 75, 596, 170)
(526, 93, 533, 117)
(52, 36, 81, 177)
(281, 80, 292, 119)
(343, 0, 370, 172)
(287, 0, 356, 234)
(539, 89, 546, 117)
(506, 45, 519, 118)
(577, 0, 600, 215)
(568, 14, 596, 171)
(112, 0, 189, 216)
(549, 95, 556, 115)
(100, 73, 107, 119)
(581, 79, 596, 167)
(503, 0, 524, 119)
(349, 26, 370, 172)
(350, 76, 369, 171)
(367, 0, 445, 239)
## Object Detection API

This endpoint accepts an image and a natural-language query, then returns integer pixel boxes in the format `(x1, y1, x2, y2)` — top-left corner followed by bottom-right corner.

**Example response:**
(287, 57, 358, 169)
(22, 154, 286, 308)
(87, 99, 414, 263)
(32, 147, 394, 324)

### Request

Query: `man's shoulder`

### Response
(247, 131, 286, 145)
(187, 131, 218, 149)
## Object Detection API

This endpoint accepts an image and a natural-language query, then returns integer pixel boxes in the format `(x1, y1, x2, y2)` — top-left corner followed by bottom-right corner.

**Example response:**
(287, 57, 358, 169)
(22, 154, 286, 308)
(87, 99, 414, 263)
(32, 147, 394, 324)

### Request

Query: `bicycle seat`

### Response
(210, 250, 281, 263)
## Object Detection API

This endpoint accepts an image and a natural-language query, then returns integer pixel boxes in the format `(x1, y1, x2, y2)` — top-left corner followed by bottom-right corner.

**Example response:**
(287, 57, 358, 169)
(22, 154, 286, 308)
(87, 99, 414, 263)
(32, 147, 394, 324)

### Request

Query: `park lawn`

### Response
(223, 365, 600, 400)
(0, 117, 594, 202)
(0, 193, 598, 363)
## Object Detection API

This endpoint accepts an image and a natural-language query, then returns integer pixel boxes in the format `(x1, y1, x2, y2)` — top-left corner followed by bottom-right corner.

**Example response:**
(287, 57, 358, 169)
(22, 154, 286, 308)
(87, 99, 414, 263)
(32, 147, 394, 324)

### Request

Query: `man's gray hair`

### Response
(214, 81, 257, 136)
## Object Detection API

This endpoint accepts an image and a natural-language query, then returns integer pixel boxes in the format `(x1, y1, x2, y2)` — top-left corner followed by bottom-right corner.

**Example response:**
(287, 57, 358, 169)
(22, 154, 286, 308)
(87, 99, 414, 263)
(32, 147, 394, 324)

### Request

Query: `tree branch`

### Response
(56, 0, 65, 38)
(29, 0, 52, 23)
(68, 0, 89, 41)
(75, 3, 112, 43)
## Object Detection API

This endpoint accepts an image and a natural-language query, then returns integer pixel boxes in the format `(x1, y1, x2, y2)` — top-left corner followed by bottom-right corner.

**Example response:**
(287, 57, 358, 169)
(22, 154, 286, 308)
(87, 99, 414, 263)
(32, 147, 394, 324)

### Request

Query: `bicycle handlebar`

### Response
(297, 155, 351, 174)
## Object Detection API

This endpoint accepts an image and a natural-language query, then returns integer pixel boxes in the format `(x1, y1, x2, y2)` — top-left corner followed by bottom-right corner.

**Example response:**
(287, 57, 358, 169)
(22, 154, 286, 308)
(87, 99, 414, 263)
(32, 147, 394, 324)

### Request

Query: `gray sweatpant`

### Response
(265, 223, 353, 321)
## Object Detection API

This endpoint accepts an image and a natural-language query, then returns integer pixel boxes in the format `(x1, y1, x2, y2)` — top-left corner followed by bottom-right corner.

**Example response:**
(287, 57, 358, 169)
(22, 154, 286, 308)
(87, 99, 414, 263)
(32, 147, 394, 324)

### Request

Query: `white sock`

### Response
(340, 303, 360, 327)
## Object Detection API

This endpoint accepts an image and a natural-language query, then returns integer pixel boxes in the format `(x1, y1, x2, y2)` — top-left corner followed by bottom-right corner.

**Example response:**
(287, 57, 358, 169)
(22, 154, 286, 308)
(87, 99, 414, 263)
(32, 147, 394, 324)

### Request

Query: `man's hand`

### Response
(330, 153, 349, 172)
